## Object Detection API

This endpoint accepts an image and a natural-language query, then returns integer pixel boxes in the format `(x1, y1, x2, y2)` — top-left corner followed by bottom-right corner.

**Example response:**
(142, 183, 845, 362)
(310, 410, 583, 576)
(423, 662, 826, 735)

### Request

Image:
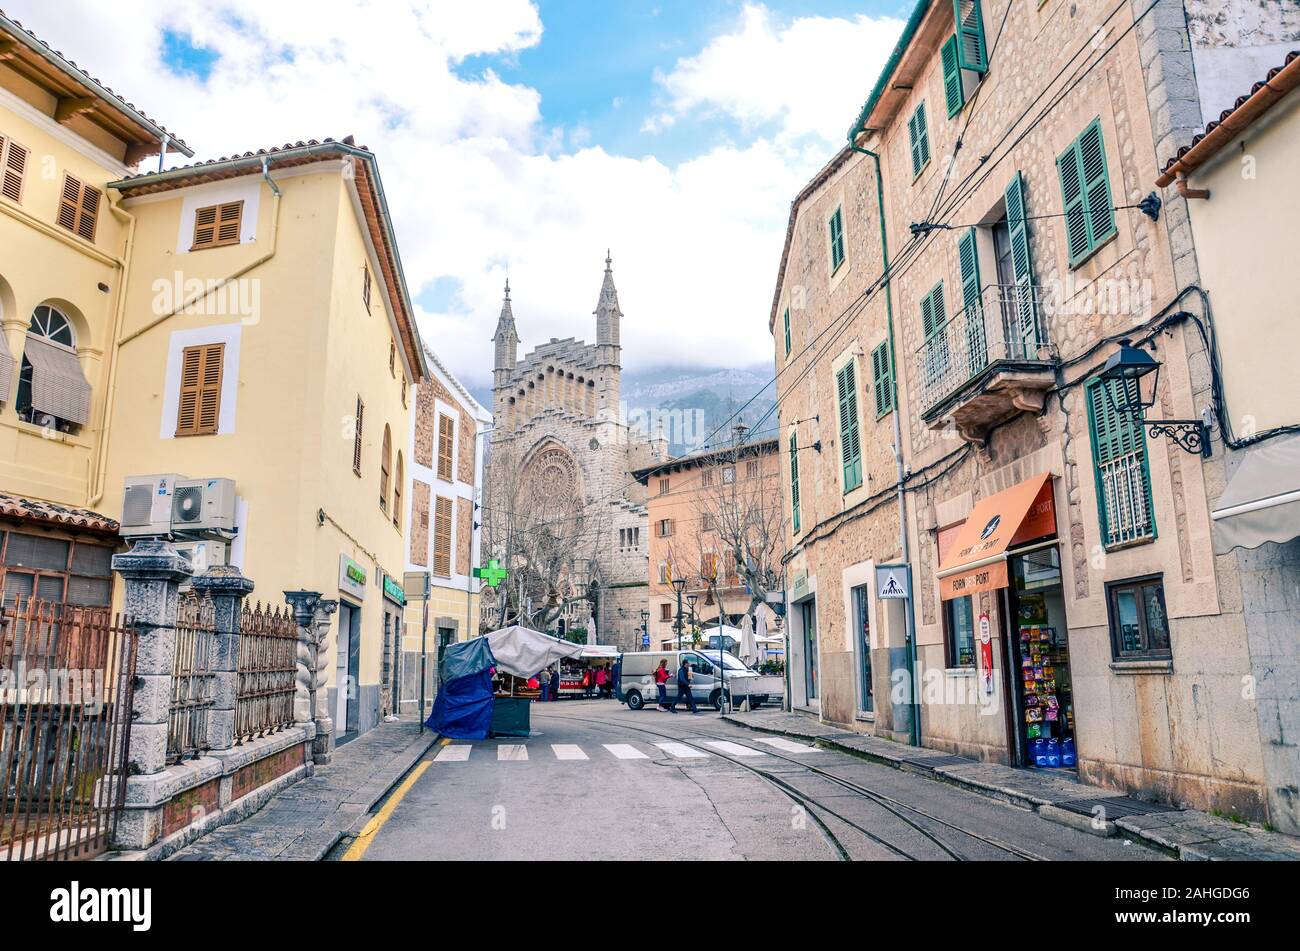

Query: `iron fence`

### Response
(169, 593, 216, 764)
(235, 603, 297, 745)
(0, 597, 137, 861)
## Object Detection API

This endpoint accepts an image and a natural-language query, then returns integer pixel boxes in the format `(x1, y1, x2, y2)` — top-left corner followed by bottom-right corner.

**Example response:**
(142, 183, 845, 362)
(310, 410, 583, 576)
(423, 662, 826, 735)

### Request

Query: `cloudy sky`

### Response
(6, 0, 905, 388)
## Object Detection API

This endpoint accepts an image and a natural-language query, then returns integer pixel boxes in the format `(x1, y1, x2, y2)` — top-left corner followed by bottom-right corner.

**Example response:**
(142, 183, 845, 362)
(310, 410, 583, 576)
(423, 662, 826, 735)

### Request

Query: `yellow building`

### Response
(101, 138, 427, 742)
(0, 14, 190, 605)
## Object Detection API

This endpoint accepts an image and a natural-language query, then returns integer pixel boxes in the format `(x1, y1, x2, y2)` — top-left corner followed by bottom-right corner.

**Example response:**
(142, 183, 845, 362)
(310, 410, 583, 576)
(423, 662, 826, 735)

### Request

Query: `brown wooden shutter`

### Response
(437, 414, 454, 482)
(191, 201, 243, 250)
(353, 398, 365, 475)
(393, 454, 403, 528)
(363, 266, 372, 313)
(76, 182, 100, 241)
(57, 174, 81, 232)
(176, 343, 224, 436)
(380, 426, 392, 511)
(433, 497, 453, 577)
(1, 136, 27, 204)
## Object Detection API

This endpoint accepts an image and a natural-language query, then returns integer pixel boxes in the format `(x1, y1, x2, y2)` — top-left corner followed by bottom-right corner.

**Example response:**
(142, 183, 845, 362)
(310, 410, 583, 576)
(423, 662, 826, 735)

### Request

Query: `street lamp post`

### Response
(672, 578, 687, 650)
(711, 579, 728, 715)
(686, 594, 698, 649)
(640, 609, 650, 651)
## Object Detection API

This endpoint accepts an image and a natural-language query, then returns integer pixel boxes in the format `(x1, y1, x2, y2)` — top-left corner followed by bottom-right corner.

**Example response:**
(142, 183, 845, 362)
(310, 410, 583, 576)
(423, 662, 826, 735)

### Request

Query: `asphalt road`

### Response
(347, 700, 1166, 862)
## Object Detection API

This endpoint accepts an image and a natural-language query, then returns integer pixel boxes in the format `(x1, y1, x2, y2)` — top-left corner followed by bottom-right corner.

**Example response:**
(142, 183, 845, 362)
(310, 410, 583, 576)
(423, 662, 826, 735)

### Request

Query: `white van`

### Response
(614, 650, 770, 711)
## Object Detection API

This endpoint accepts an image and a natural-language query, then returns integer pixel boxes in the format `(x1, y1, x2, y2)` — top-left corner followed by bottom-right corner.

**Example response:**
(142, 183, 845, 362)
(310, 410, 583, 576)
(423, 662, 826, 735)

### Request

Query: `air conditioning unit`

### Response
(171, 478, 237, 535)
(175, 540, 229, 573)
(121, 474, 184, 537)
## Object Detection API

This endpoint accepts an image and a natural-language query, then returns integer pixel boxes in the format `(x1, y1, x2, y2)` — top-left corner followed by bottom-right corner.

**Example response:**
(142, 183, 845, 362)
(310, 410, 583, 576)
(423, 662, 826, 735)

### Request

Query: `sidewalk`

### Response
(167, 719, 439, 861)
(724, 709, 1300, 861)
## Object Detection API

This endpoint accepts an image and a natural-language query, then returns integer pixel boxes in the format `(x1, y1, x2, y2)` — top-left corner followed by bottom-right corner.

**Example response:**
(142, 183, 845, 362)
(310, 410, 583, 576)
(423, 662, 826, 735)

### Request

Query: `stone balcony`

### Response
(916, 284, 1056, 444)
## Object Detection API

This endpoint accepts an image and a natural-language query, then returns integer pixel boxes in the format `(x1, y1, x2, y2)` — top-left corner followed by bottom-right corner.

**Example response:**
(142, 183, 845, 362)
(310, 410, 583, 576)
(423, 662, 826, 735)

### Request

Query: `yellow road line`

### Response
(340, 760, 433, 862)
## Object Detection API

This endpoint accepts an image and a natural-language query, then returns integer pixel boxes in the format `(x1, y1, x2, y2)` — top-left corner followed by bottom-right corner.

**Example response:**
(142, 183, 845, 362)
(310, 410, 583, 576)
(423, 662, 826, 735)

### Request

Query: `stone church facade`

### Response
(488, 254, 665, 651)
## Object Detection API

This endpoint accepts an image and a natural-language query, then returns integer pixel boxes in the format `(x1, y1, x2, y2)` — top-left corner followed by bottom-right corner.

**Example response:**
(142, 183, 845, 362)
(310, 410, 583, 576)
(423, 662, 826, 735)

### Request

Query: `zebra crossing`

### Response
(431, 736, 822, 764)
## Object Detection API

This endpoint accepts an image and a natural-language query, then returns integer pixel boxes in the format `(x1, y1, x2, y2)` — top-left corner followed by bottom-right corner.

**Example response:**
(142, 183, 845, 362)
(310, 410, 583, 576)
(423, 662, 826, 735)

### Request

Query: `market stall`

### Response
(426, 626, 585, 739)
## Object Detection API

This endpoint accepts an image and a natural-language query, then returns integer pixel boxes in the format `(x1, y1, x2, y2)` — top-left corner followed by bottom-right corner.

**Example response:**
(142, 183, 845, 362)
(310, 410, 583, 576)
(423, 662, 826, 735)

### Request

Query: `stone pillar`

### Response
(286, 591, 337, 765)
(112, 539, 192, 777)
(192, 567, 255, 753)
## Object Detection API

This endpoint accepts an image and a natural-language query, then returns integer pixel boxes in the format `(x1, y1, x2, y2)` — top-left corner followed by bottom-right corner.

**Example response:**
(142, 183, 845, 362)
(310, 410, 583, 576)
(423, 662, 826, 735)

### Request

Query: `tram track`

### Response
(535, 710, 1051, 862)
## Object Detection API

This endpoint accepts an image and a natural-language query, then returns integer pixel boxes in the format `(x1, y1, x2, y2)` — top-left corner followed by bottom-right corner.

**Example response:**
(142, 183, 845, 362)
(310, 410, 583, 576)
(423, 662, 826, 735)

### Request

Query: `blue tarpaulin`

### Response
(425, 638, 498, 740)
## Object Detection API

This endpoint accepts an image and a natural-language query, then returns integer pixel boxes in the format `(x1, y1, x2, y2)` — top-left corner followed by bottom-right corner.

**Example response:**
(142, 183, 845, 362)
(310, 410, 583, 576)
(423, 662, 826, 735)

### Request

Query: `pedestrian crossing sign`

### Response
(876, 565, 910, 600)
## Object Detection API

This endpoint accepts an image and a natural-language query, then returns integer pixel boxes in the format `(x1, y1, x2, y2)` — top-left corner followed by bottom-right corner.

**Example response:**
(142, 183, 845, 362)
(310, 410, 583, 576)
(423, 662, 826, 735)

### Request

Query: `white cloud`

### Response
(650, 3, 905, 145)
(4, 0, 898, 390)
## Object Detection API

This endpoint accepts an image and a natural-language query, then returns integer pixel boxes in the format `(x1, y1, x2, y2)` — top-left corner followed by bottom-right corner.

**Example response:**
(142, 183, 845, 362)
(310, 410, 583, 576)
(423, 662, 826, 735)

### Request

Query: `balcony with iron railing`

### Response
(916, 283, 1056, 443)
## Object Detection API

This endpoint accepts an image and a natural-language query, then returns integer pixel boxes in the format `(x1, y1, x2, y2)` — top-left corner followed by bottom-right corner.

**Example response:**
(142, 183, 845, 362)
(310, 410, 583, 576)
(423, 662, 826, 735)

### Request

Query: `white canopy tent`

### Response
(485, 626, 585, 679)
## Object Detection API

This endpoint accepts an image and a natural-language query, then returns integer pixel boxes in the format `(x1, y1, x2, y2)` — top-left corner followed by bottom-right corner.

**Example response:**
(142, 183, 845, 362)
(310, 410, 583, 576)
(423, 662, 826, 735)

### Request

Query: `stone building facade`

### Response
(404, 344, 492, 717)
(773, 0, 1298, 824)
(487, 256, 665, 651)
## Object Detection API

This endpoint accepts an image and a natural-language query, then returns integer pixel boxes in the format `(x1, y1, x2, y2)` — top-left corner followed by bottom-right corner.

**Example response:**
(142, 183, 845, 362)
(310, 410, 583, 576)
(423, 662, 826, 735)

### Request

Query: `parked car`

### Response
(613, 650, 770, 711)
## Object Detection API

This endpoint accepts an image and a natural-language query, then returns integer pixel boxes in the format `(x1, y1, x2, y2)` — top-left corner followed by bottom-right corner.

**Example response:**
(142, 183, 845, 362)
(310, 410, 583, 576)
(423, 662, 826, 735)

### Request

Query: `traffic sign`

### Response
(876, 565, 911, 600)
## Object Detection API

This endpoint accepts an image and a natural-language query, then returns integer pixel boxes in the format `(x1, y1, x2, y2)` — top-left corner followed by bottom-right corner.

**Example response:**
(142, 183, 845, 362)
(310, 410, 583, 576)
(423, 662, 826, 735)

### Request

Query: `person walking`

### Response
(653, 659, 672, 711)
(672, 659, 698, 714)
(550, 666, 562, 702)
(538, 668, 550, 703)
(595, 666, 608, 699)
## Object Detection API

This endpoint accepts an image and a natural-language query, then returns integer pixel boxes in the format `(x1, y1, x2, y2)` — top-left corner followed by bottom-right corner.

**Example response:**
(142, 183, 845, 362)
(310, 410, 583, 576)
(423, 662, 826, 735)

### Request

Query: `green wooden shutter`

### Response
(871, 341, 894, 417)
(942, 35, 965, 118)
(957, 228, 986, 373)
(783, 308, 792, 355)
(1087, 378, 1155, 546)
(829, 208, 845, 270)
(909, 103, 930, 177)
(1079, 120, 1116, 249)
(836, 362, 863, 492)
(921, 282, 948, 386)
(789, 433, 801, 534)
(1058, 120, 1115, 267)
(1004, 171, 1039, 353)
(953, 0, 988, 72)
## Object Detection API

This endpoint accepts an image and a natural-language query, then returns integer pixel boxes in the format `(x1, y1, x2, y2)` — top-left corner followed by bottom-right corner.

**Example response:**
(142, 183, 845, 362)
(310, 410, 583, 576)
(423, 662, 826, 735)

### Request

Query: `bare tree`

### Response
(683, 430, 788, 622)
(481, 441, 607, 634)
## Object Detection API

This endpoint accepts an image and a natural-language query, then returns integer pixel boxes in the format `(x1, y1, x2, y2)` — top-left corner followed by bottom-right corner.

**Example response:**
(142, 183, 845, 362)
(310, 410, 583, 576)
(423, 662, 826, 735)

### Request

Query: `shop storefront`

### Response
(936, 473, 1078, 771)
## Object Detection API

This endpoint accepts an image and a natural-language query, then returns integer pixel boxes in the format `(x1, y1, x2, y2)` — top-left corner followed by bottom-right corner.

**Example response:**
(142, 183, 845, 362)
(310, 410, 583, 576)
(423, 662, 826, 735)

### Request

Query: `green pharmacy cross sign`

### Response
(474, 560, 508, 589)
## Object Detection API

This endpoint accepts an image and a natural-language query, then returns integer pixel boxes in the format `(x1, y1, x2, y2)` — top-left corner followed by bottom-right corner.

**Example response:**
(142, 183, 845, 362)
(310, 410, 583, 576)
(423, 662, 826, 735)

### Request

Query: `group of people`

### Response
(653, 658, 701, 714)
(527, 664, 613, 702)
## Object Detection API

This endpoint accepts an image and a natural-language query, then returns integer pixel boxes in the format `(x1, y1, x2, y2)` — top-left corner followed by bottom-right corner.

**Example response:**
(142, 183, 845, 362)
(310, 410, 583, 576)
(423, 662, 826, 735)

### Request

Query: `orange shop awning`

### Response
(937, 473, 1057, 601)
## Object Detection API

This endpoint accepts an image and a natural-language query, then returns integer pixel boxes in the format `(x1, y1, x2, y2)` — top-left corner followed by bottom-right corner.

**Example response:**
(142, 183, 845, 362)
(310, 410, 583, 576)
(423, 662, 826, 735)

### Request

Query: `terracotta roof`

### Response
(112, 137, 367, 187)
(0, 10, 192, 159)
(0, 493, 119, 534)
(1160, 50, 1299, 177)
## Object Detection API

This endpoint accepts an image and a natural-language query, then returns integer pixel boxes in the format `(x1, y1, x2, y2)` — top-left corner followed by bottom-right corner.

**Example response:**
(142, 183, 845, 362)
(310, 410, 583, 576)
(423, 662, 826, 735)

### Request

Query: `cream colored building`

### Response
(100, 138, 427, 742)
(403, 344, 492, 716)
(0, 13, 190, 607)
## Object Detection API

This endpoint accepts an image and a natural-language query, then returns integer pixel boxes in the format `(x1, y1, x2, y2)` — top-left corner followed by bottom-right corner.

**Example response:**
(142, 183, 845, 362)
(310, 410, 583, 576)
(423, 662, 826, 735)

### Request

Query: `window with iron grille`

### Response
(1087, 377, 1155, 548)
(1106, 576, 1171, 661)
(0, 531, 114, 607)
(191, 201, 243, 250)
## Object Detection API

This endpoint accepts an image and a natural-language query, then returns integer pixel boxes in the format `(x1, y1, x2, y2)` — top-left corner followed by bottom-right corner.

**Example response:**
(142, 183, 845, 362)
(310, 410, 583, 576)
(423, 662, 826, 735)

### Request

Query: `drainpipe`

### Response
(116, 155, 284, 349)
(852, 143, 920, 748)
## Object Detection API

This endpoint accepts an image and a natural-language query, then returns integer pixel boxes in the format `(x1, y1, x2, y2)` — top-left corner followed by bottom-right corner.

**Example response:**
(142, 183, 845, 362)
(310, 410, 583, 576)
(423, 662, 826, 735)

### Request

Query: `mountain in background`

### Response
(468, 363, 777, 457)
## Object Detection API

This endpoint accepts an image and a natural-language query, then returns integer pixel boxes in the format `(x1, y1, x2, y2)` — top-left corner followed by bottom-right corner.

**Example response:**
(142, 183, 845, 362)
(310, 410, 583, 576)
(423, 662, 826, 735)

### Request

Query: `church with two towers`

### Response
(488, 254, 666, 651)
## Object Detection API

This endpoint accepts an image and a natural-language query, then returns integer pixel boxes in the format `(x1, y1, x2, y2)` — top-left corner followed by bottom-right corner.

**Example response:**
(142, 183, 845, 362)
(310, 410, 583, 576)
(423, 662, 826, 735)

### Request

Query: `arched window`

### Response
(17, 304, 90, 432)
(379, 425, 392, 512)
(393, 452, 403, 529)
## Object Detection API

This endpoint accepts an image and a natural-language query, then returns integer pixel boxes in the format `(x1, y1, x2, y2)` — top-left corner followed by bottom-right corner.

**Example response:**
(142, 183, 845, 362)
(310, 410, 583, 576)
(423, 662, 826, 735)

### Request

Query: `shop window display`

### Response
(1010, 548, 1077, 770)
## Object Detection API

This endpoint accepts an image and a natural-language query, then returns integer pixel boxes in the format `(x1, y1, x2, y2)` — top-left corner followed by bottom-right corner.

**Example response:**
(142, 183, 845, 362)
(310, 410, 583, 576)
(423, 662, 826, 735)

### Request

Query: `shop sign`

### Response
(876, 565, 910, 600)
(979, 613, 994, 695)
(383, 574, 406, 606)
(339, 555, 367, 601)
(791, 573, 809, 601)
(940, 561, 1009, 601)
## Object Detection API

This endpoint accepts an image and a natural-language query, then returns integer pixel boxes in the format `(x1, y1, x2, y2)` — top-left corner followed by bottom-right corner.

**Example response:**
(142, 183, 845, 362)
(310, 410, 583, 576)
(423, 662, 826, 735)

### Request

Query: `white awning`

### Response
(22, 335, 91, 425)
(1211, 434, 1300, 554)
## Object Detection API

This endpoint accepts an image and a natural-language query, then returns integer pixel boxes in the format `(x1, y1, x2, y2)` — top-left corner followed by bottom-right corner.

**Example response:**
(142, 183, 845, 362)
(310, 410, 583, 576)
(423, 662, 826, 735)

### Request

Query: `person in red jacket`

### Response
(653, 659, 672, 711)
